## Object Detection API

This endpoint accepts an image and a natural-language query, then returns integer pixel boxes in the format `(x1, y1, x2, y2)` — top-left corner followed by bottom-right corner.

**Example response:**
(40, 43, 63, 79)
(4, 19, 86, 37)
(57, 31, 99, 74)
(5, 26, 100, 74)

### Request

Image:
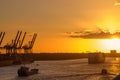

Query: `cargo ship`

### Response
(88, 53, 105, 64)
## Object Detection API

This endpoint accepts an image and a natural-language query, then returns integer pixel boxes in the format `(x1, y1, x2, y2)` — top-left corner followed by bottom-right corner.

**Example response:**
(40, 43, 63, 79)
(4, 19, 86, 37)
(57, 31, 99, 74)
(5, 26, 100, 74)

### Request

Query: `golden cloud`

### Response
(114, 0, 120, 6)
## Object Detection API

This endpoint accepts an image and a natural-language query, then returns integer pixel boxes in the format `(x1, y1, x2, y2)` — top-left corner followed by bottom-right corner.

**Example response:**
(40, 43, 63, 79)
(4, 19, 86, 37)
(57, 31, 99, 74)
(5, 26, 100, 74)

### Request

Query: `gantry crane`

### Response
(4, 31, 27, 54)
(4, 31, 37, 54)
(23, 33, 37, 53)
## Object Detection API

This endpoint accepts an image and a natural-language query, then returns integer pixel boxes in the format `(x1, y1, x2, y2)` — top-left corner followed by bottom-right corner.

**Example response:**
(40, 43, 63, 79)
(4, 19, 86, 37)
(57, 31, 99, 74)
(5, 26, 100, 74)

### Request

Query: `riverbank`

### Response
(0, 52, 120, 61)
(0, 53, 120, 67)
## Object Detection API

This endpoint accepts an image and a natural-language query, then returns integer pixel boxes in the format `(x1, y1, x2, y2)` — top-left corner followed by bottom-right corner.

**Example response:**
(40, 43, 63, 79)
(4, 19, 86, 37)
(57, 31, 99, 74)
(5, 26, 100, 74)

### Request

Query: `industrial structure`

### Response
(0, 31, 37, 54)
(0, 32, 5, 49)
(22, 33, 37, 53)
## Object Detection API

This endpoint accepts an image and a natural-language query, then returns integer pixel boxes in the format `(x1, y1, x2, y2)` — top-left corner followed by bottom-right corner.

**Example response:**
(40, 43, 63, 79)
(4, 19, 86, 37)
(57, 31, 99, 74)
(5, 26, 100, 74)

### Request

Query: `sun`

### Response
(101, 38, 120, 50)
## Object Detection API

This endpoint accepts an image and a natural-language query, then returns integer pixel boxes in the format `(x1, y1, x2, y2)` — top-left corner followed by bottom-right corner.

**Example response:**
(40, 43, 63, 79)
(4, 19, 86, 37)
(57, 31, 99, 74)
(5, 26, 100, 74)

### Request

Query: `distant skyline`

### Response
(1, 0, 120, 53)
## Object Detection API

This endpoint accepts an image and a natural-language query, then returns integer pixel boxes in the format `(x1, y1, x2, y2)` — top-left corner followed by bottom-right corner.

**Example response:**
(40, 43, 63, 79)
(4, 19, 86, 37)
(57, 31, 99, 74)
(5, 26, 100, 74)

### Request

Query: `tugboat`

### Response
(17, 66, 39, 77)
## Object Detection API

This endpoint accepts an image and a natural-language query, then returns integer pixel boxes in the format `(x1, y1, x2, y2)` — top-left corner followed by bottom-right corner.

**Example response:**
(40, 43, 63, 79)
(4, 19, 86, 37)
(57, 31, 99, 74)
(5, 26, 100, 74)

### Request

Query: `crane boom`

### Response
(0, 32, 2, 39)
(29, 33, 37, 49)
(13, 31, 20, 47)
(0, 32, 5, 46)
(16, 31, 22, 48)
(19, 32, 26, 48)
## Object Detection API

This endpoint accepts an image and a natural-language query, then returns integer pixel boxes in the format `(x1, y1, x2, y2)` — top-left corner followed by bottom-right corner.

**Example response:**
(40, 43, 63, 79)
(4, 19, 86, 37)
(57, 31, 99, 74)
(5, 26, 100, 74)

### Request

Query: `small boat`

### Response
(17, 66, 39, 77)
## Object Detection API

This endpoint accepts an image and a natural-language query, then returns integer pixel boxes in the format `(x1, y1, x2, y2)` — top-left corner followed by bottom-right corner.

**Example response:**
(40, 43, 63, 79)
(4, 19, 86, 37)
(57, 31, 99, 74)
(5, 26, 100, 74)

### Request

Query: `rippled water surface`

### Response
(0, 58, 120, 80)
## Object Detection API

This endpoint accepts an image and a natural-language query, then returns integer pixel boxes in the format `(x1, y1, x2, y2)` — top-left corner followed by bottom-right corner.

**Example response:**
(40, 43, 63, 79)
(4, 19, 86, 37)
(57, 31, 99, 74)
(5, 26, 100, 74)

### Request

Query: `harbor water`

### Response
(0, 58, 120, 80)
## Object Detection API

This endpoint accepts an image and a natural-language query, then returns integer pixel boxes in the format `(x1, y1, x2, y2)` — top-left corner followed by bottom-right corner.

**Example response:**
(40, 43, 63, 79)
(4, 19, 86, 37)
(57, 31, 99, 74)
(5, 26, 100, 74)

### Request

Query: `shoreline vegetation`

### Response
(0, 52, 119, 67)
(0, 52, 119, 61)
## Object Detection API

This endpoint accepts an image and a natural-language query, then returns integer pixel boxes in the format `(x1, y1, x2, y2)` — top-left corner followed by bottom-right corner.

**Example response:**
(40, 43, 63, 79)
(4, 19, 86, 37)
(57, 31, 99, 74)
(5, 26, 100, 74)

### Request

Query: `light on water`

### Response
(0, 58, 120, 80)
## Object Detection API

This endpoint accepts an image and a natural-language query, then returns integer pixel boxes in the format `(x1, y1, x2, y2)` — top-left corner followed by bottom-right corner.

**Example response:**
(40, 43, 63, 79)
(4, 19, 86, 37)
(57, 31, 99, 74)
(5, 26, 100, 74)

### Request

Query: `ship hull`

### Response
(18, 67, 38, 77)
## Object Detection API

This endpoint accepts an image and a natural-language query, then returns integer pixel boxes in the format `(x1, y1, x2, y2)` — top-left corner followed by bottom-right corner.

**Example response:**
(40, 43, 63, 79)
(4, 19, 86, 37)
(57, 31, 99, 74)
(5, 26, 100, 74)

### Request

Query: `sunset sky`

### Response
(1, 0, 120, 53)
